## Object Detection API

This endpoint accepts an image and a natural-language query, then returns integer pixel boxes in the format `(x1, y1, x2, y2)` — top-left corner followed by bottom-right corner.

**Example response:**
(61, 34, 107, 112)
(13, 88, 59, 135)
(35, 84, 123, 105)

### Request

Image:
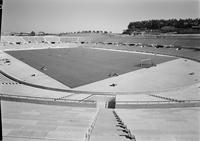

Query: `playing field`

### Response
(6, 47, 176, 88)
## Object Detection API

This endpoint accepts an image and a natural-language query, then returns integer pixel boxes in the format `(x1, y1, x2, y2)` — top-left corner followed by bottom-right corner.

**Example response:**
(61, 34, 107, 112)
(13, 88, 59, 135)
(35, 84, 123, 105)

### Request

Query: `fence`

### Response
(0, 93, 96, 107)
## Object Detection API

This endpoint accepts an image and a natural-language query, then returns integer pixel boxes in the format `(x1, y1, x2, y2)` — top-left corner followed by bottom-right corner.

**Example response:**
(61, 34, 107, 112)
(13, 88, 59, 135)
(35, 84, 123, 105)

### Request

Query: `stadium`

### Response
(0, 0, 200, 141)
(1, 33, 200, 141)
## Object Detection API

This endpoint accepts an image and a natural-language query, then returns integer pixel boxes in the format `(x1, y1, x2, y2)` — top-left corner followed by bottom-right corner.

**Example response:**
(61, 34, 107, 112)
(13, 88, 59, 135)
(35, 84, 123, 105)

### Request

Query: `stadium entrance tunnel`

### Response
(96, 95, 116, 109)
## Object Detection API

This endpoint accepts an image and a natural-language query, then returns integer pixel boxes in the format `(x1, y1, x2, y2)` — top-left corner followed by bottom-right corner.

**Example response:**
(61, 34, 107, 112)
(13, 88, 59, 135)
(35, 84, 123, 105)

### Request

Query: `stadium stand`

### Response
(116, 107, 200, 141)
(1, 36, 25, 44)
(34, 36, 46, 43)
(2, 101, 97, 141)
(116, 94, 170, 104)
(1, 34, 200, 51)
(23, 36, 37, 43)
(1, 33, 200, 141)
(60, 36, 79, 43)
(149, 83, 200, 101)
(44, 36, 60, 44)
(21, 36, 46, 44)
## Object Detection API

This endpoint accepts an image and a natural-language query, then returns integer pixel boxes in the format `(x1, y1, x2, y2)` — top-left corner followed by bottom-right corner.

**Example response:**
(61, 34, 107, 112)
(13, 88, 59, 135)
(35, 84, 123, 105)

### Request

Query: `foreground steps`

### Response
(116, 107, 200, 141)
(89, 109, 135, 141)
(2, 101, 96, 141)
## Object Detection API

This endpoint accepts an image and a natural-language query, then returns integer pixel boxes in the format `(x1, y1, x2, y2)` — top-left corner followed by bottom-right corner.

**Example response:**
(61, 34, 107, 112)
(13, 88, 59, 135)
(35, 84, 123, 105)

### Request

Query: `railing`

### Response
(116, 100, 176, 105)
(113, 110, 136, 141)
(84, 109, 100, 141)
(116, 99, 200, 109)
(148, 94, 185, 103)
(0, 93, 96, 106)
(0, 93, 54, 101)
(182, 100, 200, 103)
(116, 100, 200, 105)
(55, 98, 95, 104)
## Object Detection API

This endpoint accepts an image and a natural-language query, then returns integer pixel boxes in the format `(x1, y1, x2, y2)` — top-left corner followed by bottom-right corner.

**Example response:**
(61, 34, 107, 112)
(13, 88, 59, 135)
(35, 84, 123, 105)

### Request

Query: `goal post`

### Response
(140, 58, 154, 68)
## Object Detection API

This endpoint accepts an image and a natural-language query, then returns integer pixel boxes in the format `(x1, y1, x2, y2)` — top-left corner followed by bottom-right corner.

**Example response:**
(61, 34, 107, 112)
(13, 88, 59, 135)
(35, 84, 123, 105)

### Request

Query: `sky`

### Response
(2, 0, 200, 33)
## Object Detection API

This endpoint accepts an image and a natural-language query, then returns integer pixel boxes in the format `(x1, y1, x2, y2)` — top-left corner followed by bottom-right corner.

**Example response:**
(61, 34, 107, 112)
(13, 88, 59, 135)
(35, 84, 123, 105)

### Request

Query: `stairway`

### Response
(88, 109, 136, 141)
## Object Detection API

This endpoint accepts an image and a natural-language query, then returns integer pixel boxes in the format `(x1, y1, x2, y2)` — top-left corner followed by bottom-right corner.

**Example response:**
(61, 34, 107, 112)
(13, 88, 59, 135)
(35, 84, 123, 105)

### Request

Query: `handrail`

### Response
(117, 101, 176, 105)
(148, 94, 185, 103)
(0, 93, 54, 101)
(113, 110, 136, 141)
(84, 109, 99, 141)
(0, 93, 96, 104)
(116, 100, 200, 104)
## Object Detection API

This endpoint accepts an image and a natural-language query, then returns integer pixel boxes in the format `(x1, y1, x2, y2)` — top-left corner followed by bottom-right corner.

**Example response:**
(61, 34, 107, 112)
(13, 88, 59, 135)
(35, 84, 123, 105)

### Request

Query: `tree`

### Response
(30, 31, 36, 36)
(123, 18, 200, 34)
(122, 29, 131, 35)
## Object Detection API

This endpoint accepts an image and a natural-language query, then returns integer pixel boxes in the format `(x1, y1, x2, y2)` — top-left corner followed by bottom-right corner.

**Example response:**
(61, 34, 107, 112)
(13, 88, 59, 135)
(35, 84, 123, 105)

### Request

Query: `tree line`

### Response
(123, 18, 200, 34)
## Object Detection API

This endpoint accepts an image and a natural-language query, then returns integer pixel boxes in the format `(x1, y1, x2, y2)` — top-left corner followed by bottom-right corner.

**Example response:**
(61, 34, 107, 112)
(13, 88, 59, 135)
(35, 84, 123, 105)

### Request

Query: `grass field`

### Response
(6, 47, 176, 88)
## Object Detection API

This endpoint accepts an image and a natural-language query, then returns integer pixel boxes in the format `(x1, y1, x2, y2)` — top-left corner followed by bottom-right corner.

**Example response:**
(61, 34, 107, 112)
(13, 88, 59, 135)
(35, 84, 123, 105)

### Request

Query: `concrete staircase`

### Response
(88, 109, 136, 141)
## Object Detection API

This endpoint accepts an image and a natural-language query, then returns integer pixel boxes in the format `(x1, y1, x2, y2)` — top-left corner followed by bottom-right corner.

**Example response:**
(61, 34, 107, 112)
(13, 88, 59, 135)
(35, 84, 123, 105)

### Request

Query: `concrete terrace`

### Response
(116, 107, 200, 141)
(2, 101, 97, 141)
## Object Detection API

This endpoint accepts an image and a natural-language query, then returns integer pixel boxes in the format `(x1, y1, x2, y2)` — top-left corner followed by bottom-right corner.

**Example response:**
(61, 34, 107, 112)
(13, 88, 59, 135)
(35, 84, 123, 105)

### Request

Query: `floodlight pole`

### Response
(0, 0, 3, 140)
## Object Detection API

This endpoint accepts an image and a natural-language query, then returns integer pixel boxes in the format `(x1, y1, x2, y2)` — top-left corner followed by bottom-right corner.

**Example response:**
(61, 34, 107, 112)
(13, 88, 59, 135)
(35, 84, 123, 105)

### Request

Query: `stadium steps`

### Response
(148, 94, 185, 103)
(2, 101, 96, 141)
(115, 107, 200, 141)
(88, 109, 136, 141)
